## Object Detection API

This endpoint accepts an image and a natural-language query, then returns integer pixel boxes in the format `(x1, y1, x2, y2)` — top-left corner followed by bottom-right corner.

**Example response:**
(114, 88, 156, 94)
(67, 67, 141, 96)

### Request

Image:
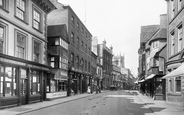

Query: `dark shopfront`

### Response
(0, 54, 50, 109)
(69, 69, 89, 95)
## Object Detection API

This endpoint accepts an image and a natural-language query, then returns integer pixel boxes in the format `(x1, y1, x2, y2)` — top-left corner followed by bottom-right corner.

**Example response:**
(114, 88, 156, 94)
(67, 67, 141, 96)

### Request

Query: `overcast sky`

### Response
(58, 0, 167, 77)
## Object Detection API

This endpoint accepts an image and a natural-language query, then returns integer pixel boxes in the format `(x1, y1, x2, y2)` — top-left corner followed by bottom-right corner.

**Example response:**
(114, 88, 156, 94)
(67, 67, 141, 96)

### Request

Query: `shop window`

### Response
(0, 66, 17, 97)
(175, 76, 181, 92)
(16, 31, 26, 59)
(33, 40, 40, 63)
(30, 70, 40, 95)
(50, 79, 56, 92)
(58, 81, 67, 92)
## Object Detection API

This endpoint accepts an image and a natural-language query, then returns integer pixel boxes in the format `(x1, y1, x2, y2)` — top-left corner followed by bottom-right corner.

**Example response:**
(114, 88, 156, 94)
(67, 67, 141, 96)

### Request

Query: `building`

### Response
(138, 25, 160, 93)
(48, 0, 92, 95)
(112, 64, 121, 89)
(47, 24, 69, 99)
(91, 51, 97, 92)
(163, 0, 184, 107)
(0, 0, 55, 108)
(144, 14, 167, 100)
(97, 40, 113, 90)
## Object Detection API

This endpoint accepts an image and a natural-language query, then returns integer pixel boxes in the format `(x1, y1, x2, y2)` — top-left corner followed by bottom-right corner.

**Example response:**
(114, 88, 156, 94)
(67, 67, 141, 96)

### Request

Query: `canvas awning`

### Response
(138, 79, 145, 83)
(162, 63, 184, 79)
(150, 49, 159, 58)
(145, 74, 156, 80)
(54, 69, 68, 80)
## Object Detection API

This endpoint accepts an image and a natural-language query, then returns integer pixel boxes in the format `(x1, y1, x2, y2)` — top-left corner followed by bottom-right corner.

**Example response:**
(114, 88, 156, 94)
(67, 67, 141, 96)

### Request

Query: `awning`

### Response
(138, 79, 145, 83)
(162, 63, 184, 79)
(145, 74, 156, 80)
(54, 69, 68, 80)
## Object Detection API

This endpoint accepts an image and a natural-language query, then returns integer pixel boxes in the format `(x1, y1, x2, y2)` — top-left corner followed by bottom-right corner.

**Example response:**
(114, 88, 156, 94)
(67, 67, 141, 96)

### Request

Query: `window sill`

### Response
(33, 27, 43, 34)
(0, 7, 9, 13)
(14, 16, 28, 25)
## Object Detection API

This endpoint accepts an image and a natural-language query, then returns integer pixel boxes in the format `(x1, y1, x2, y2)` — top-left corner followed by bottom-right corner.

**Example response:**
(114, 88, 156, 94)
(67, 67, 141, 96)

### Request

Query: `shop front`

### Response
(46, 69, 68, 100)
(0, 54, 50, 109)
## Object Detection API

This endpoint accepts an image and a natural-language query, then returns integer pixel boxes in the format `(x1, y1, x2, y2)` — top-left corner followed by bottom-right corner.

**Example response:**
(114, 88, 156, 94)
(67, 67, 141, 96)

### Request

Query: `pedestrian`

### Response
(87, 85, 91, 94)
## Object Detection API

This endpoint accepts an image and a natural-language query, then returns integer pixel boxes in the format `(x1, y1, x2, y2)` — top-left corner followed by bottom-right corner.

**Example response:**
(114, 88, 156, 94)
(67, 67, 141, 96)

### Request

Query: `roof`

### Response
(140, 25, 160, 43)
(148, 28, 167, 45)
(47, 24, 69, 43)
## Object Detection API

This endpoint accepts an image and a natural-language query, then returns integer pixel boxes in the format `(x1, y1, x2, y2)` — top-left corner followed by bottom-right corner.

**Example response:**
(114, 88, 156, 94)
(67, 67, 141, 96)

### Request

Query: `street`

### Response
(19, 90, 155, 115)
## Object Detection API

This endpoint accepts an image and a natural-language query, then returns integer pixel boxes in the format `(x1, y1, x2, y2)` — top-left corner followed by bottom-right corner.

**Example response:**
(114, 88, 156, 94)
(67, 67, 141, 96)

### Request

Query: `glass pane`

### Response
(5, 67, 12, 97)
(21, 69, 27, 79)
(0, 66, 4, 96)
(0, 26, 4, 40)
(13, 68, 17, 96)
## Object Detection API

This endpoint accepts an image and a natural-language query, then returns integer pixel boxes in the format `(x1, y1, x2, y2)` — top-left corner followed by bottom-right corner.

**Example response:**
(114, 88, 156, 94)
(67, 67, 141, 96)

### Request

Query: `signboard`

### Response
(46, 92, 67, 99)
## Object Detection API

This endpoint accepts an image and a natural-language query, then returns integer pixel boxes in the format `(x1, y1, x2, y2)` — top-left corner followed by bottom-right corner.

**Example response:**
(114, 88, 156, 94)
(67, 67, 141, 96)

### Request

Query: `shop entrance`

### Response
(20, 78, 28, 105)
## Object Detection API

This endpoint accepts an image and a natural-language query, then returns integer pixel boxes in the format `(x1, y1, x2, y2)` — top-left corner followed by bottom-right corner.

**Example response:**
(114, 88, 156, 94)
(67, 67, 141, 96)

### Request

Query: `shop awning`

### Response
(54, 69, 68, 80)
(150, 49, 159, 58)
(138, 79, 145, 83)
(162, 63, 184, 79)
(145, 74, 156, 80)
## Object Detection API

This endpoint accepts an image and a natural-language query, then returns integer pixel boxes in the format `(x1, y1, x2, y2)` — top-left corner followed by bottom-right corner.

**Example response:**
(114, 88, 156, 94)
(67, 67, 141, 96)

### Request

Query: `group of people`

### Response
(87, 85, 101, 94)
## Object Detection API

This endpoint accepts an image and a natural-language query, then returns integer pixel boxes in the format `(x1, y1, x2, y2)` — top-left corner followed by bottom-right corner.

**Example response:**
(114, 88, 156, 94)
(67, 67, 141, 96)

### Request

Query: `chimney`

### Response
(160, 14, 167, 28)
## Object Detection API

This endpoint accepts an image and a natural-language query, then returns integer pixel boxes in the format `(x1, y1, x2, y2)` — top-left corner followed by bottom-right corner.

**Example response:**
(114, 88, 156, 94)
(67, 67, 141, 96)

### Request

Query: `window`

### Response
(81, 41, 84, 51)
(33, 40, 40, 63)
(85, 44, 87, 53)
(77, 22, 79, 29)
(169, 79, 173, 92)
(60, 56, 68, 70)
(0, 26, 4, 53)
(88, 62, 90, 72)
(76, 56, 79, 69)
(85, 60, 87, 71)
(178, 24, 182, 52)
(71, 16, 74, 24)
(50, 56, 59, 68)
(0, 66, 17, 97)
(71, 53, 74, 67)
(88, 47, 91, 55)
(0, 0, 8, 11)
(178, 0, 182, 11)
(33, 9, 41, 30)
(71, 32, 74, 44)
(171, 31, 175, 56)
(30, 70, 40, 95)
(16, 32, 26, 59)
(80, 59, 84, 70)
(60, 39, 68, 50)
(0, 0, 3, 6)
(175, 76, 181, 92)
(16, 0, 26, 20)
(76, 37, 79, 48)
(81, 28, 84, 35)
(171, 0, 175, 19)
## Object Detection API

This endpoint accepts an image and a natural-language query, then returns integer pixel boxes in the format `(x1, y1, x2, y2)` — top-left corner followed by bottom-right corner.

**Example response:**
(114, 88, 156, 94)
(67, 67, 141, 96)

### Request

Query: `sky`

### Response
(58, 0, 167, 77)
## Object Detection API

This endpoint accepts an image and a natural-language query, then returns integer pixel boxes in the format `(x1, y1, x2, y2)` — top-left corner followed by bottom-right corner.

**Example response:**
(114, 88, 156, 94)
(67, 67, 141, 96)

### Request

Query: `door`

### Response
(20, 78, 28, 105)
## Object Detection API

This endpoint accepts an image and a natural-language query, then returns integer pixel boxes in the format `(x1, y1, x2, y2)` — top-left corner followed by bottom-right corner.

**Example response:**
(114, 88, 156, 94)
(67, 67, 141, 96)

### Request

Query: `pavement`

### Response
(0, 90, 184, 115)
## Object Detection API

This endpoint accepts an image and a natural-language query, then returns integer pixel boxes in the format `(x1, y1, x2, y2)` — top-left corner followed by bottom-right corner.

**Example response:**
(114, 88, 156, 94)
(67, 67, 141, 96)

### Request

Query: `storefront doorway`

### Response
(20, 78, 28, 105)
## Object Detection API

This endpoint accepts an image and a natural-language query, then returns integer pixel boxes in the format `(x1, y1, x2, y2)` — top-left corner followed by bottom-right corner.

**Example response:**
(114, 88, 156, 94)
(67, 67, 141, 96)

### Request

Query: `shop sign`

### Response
(46, 92, 67, 99)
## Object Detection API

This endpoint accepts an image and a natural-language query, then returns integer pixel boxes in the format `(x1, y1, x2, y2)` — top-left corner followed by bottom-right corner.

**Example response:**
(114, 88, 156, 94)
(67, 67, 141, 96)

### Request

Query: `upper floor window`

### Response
(16, 31, 26, 59)
(77, 22, 79, 29)
(0, 0, 3, 6)
(33, 40, 40, 63)
(16, 0, 25, 20)
(85, 60, 87, 71)
(50, 56, 59, 68)
(171, 0, 175, 19)
(178, 24, 182, 52)
(0, 26, 4, 53)
(60, 39, 68, 50)
(71, 53, 74, 67)
(88, 47, 91, 55)
(0, 0, 8, 11)
(178, 0, 182, 11)
(171, 31, 175, 56)
(85, 44, 87, 53)
(81, 41, 84, 51)
(71, 16, 74, 24)
(60, 56, 68, 70)
(71, 32, 74, 44)
(76, 56, 79, 69)
(76, 37, 79, 48)
(33, 8, 41, 30)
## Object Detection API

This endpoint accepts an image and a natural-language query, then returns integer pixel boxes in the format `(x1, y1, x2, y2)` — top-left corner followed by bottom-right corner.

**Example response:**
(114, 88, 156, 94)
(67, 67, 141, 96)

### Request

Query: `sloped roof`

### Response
(148, 28, 167, 45)
(140, 25, 160, 43)
(47, 24, 69, 43)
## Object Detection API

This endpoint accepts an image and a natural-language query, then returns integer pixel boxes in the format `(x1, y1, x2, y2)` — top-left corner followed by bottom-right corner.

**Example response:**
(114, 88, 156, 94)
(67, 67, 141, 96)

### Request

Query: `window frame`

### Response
(0, 24, 6, 53)
(32, 5, 43, 32)
(175, 76, 181, 93)
(33, 39, 41, 63)
(15, 0, 27, 23)
(15, 30, 27, 59)
(30, 70, 40, 95)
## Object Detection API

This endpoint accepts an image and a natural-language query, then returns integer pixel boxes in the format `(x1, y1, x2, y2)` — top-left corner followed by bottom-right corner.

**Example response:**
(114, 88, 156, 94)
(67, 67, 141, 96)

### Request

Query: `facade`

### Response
(138, 25, 160, 93)
(0, 0, 55, 108)
(91, 51, 97, 92)
(47, 24, 69, 99)
(48, 0, 92, 95)
(97, 40, 113, 90)
(112, 64, 121, 89)
(163, 0, 184, 107)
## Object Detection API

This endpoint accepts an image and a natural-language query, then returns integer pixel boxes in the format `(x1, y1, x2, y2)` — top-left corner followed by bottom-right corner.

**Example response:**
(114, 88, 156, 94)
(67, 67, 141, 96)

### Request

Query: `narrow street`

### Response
(19, 91, 154, 115)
